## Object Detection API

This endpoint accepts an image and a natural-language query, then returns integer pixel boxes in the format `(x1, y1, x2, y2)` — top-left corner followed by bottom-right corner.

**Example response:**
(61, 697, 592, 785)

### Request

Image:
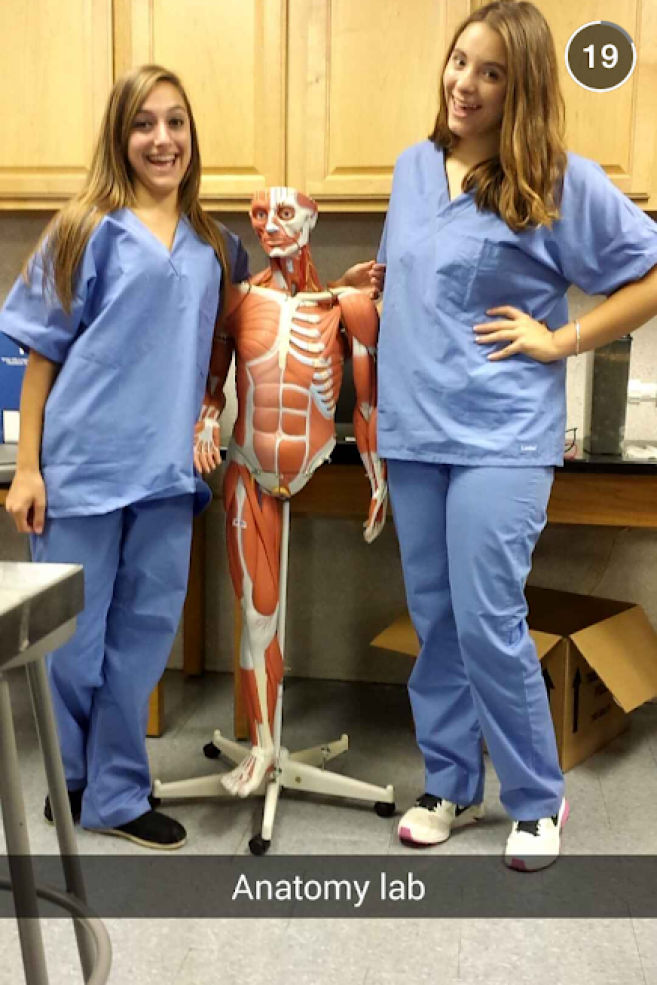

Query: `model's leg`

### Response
(30, 513, 121, 795)
(81, 495, 193, 830)
(387, 459, 485, 806)
(222, 462, 284, 797)
(446, 466, 564, 820)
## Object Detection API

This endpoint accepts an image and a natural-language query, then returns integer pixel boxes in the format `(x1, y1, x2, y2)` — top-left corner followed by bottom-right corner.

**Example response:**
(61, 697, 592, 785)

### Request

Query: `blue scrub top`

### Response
(377, 141, 657, 466)
(0, 210, 249, 517)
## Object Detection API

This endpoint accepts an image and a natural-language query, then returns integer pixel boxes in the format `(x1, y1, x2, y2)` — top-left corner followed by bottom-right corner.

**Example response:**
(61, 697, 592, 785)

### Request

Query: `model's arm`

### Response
(339, 291, 387, 543)
(329, 261, 385, 300)
(194, 284, 246, 474)
(475, 264, 657, 363)
(193, 330, 235, 474)
(6, 350, 59, 534)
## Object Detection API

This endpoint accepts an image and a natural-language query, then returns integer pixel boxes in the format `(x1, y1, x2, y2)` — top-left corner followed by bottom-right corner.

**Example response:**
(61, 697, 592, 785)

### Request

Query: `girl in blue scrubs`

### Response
(1, 65, 248, 849)
(377, 2, 657, 869)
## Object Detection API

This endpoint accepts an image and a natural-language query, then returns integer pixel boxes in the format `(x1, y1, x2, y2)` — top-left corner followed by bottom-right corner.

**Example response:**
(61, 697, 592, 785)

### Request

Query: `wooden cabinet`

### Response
(2, 1, 656, 212)
(0, 0, 285, 211)
(287, 0, 470, 209)
(289, 0, 657, 210)
(114, 0, 287, 210)
(527, 0, 657, 205)
(0, 0, 113, 209)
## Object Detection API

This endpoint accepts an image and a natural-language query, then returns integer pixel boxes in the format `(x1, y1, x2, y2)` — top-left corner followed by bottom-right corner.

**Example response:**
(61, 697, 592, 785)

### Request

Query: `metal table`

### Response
(0, 561, 111, 984)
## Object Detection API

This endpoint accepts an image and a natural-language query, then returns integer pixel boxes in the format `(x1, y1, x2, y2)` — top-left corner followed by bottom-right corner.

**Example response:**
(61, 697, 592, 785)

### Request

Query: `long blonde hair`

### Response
(25, 65, 229, 314)
(430, 1, 567, 230)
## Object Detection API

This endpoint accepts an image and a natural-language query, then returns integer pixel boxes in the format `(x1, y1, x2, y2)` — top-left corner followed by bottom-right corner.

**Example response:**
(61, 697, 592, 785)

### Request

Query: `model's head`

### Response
(250, 187, 318, 258)
(87, 64, 202, 212)
(433, 1, 564, 160)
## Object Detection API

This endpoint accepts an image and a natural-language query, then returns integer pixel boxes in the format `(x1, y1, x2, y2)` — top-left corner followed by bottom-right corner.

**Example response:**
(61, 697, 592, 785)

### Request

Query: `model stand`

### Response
(153, 501, 395, 854)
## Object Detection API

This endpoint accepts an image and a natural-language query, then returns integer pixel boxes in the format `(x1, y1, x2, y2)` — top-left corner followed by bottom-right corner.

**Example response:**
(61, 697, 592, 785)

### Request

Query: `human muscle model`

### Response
(194, 187, 387, 798)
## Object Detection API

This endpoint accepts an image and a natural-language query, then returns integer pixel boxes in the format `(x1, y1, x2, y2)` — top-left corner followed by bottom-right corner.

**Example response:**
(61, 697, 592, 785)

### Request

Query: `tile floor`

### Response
(1, 668, 657, 985)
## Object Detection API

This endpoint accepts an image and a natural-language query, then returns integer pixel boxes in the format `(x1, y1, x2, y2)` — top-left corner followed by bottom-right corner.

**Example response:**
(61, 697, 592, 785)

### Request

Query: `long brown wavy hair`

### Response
(430, 1, 567, 230)
(25, 65, 229, 314)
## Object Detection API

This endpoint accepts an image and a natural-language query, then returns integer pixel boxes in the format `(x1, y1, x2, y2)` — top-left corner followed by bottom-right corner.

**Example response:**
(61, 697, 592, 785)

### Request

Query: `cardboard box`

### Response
(371, 586, 657, 772)
(0, 335, 27, 442)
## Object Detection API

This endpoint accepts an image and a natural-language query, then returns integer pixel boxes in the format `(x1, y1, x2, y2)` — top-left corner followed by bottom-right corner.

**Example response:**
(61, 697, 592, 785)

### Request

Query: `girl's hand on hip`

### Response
(474, 306, 559, 363)
(6, 469, 47, 534)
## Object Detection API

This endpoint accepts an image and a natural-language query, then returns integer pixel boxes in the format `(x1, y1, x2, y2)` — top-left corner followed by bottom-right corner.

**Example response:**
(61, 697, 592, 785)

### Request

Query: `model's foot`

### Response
(92, 810, 187, 851)
(504, 798, 569, 872)
(221, 745, 274, 798)
(44, 788, 84, 825)
(398, 793, 484, 846)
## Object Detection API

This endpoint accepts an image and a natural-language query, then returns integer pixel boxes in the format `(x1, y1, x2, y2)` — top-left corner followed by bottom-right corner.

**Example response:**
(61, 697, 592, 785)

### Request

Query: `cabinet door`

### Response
(287, 0, 470, 209)
(470, 0, 656, 205)
(535, 0, 656, 204)
(0, 0, 113, 209)
(115, 0, 286, 209)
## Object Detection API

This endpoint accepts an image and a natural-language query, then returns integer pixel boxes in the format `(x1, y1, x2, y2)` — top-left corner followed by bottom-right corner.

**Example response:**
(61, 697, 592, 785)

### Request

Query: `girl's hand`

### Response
(369, 263, 386, 298)
(6, 469, 47, 534)
(474, 306, 561, 363)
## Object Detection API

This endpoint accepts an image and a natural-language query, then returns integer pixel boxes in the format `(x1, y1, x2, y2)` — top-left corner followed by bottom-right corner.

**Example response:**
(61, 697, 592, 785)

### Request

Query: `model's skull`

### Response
(250, 187, 318, 258)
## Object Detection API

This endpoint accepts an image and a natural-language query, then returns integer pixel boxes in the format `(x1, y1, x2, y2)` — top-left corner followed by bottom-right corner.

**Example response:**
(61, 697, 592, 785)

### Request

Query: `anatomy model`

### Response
(194, 187, 388, 800)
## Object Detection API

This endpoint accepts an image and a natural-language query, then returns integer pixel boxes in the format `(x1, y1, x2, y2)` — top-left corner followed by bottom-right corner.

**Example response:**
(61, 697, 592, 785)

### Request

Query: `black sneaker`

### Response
(45, 790, 160, 826)
(96, 810, 187, 850)
(44, 788, 84, 825)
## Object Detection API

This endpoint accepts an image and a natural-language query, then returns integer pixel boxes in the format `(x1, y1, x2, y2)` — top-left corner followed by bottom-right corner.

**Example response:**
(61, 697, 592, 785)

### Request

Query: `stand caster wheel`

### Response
(375, 801, 395, 818)
(203, 742, 220, 759)
(249, 835, 271, 856)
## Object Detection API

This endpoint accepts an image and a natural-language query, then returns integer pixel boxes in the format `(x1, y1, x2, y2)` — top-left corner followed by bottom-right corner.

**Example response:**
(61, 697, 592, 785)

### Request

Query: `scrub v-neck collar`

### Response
(435, 146, 474, 224)
(441, 150, 473, 207)
(123, 207, 186, 256)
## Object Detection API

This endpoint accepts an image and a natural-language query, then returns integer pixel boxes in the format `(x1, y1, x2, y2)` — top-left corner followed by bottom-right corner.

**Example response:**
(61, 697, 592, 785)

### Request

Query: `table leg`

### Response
(146, 684, 163, 738)
(183, 513, 206, 677)
(26, 658, 99, 981)
(0, 672, 50, 985)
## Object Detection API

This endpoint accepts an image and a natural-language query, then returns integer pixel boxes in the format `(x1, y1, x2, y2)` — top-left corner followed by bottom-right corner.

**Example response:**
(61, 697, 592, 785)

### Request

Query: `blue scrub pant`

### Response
(387, 461, 564, 820)
(30, 496, 193, 829)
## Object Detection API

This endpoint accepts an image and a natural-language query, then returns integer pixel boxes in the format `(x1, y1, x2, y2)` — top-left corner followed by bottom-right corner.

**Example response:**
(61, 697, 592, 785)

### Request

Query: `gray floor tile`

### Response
(365, 973, 457, 985)
(175, 919, 460, 984)
(100, 918, 198, 985)
(284, 918, 460, 977)
(176, 949, 367, 985)
(633, 918, 657, 980)
(2, 672, 657, 985)
(457, 918, 646, 985)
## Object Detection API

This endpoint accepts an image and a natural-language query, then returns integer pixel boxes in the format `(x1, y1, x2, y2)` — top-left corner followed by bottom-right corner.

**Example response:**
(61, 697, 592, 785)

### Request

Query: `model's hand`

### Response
(364, 481, 388, 543)
(335, 260, 384, 300)
(474, 306, 561, 363)
(6, 468, 46, 534)
(193, 409, 221, 474)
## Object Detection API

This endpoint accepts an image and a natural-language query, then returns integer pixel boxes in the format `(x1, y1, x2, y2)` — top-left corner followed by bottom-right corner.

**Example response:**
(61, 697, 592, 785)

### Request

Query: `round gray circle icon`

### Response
(565, 21, 636, 92)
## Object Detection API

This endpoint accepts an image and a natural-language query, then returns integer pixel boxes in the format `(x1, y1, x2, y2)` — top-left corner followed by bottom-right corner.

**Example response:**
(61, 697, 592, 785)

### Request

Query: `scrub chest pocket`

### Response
(433, 233, 487, 313)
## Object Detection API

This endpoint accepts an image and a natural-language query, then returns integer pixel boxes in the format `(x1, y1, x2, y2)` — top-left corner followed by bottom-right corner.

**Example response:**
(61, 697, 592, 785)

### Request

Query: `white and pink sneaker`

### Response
(398, 793, 484, 846)
(505, 798, 569, 871)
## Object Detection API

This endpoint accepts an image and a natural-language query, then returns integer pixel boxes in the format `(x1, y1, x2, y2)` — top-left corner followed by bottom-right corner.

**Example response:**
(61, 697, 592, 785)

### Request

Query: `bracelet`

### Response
(574, 319, 581, 357)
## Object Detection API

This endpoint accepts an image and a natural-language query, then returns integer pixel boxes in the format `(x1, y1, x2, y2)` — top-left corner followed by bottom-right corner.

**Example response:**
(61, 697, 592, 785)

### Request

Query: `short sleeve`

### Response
(215, 221, 251, 283)
(551, 154, 657, 296)
(0, 244, 96, 364)
(377, 214, 388, 266)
